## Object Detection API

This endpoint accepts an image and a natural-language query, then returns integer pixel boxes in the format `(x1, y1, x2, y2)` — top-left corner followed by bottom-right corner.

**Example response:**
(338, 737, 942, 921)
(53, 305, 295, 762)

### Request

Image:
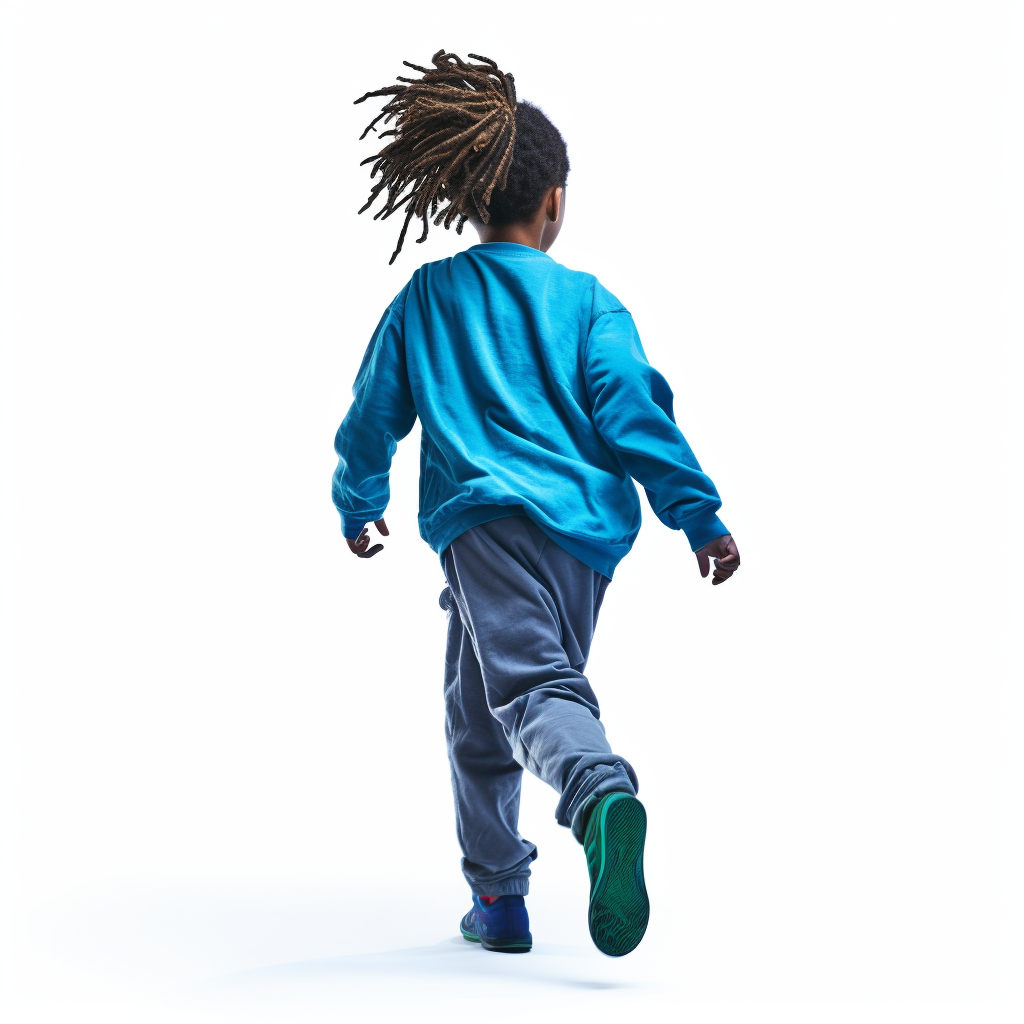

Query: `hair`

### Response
(354, 50, 569, 264)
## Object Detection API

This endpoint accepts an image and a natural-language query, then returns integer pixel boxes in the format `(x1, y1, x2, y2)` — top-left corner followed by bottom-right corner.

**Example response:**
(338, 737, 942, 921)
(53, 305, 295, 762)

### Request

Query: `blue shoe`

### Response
(460, 895, 532, 953)
(583, 792, 650, 956)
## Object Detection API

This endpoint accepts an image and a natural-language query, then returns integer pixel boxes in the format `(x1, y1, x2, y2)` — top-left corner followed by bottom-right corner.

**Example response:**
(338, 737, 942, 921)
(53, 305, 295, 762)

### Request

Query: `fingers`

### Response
(724, 536, 740, 564)
(711, 559, 737, 584)
(697, 534, 740, 585)
(711, 548, 740, 584)
(375, 517, 390, 537)
(347, 526, 384, 559)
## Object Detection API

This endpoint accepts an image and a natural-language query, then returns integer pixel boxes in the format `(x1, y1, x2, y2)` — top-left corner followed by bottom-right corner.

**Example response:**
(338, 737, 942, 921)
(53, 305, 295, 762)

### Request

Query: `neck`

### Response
(473, 218, 546, 251)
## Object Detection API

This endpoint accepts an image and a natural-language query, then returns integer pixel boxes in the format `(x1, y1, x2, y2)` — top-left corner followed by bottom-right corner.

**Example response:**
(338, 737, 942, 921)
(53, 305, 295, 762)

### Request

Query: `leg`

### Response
(440, 582, 537, 895)
(442, 516, 638, 843)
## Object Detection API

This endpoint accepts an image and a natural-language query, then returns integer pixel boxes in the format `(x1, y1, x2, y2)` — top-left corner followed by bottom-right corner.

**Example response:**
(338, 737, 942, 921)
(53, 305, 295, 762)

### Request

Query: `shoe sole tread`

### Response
(586, 793, 649, 957)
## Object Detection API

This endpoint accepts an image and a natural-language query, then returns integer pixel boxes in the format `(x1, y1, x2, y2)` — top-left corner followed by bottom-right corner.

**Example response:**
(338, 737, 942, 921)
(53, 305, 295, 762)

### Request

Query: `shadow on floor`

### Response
(181, 935, 637, 997)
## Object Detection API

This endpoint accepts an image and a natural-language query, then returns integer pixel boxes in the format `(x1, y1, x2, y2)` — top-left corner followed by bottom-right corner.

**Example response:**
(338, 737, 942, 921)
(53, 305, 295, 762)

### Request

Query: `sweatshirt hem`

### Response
(428, 503, 623, 581)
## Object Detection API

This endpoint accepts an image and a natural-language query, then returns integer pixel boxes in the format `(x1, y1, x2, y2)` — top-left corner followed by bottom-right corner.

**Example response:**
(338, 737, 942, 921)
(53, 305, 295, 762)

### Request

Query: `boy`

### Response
(333, 51, 741, 958)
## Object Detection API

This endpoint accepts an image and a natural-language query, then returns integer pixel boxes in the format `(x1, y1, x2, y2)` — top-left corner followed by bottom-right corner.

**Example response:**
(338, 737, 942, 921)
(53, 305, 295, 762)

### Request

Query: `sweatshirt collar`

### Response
(467, 242, 552, 258)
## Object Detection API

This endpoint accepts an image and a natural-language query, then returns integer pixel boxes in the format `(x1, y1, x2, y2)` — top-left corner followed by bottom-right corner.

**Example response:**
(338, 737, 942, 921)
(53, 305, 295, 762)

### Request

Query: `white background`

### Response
(1, 2, 1021, 1022)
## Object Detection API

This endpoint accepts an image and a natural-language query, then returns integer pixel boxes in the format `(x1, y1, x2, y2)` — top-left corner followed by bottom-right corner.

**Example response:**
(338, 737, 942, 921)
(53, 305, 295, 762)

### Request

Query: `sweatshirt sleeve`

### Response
(332, 297, 418, 541)
(584, 309, 729, 553)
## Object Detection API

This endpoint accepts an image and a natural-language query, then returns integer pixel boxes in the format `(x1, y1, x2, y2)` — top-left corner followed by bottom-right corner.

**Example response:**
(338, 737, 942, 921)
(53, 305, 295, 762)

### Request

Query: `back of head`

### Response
(354, 50, 570, 263)
(486, 101, 570, 228)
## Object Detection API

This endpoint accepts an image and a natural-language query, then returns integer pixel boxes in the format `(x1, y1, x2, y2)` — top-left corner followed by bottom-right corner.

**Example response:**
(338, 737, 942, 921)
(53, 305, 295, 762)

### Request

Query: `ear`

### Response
(547, 186, 563, 222)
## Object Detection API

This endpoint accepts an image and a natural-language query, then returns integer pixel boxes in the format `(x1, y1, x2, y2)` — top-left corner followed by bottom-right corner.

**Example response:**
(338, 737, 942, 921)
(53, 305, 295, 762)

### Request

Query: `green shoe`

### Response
(583, 792, 649, 956)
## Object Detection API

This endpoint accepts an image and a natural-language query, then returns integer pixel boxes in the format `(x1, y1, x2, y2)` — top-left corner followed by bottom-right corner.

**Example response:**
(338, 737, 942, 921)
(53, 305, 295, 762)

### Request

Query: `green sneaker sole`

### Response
(584, 792, 649, 957)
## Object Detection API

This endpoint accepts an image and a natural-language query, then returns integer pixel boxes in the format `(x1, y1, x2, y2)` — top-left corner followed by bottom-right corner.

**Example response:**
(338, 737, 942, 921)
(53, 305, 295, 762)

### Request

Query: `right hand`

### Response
(695, 534, 740, 585)
(347, 518, 389, 559)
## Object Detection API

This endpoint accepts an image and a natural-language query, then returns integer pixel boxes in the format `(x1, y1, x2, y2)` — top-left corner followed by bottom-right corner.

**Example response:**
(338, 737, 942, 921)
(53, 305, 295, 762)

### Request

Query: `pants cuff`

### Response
(567, 763, 638, 843)
(470, 875, 530, 897)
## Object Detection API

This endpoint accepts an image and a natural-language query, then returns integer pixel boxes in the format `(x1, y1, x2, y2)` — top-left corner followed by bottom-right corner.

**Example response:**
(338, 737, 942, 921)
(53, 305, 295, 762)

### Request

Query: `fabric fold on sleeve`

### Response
(332, 297, 418, 539)
(584, 310, 728, 553)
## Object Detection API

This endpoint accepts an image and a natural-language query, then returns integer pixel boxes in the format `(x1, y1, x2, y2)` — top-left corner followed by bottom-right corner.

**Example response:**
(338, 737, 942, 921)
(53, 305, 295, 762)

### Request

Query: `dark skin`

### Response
(348, 185, 741, 585)
(470, 183, 567, 251)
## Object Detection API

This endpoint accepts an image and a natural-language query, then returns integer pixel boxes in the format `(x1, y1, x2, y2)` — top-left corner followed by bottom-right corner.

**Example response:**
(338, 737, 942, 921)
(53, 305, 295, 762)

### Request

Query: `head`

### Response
(354, 51, 570, 263)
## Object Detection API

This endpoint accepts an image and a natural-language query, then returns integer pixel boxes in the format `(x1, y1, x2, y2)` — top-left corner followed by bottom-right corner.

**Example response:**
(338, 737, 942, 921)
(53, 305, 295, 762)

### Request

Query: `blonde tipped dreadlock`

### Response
(354, 50, 518, 264)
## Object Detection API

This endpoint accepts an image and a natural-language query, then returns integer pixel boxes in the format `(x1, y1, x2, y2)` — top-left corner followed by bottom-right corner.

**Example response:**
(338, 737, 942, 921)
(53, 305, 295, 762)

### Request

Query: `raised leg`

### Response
(442, 515, 638, 844)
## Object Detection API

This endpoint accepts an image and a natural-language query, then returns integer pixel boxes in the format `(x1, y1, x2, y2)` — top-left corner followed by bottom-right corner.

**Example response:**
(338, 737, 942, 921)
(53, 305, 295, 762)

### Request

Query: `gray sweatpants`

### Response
(439, 514, 638, 897)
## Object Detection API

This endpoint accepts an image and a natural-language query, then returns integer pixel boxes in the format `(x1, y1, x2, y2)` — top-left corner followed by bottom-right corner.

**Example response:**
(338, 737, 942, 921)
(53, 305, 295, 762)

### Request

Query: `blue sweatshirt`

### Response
(332, 242, 728, 580)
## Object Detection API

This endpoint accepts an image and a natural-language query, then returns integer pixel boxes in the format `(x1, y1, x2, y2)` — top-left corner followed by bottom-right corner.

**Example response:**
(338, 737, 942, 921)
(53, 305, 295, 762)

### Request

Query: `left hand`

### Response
(347, 518, 389, 558)
(695, 533, 740, 585)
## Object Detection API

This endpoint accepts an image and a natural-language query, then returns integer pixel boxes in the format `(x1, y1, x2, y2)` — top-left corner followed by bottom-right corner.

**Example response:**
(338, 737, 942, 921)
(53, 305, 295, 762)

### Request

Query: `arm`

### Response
(332, 298, 418, 546)
(584, 309, 729, 554)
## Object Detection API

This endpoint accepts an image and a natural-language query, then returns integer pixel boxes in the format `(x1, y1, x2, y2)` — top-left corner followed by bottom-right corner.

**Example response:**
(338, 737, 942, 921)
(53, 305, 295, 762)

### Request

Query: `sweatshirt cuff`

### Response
(341, 515, 369, 541)
(679, 508, 729, 553)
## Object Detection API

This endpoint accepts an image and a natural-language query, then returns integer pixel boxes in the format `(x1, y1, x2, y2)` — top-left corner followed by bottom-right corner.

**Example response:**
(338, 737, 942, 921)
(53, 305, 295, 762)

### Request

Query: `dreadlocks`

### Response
(354, 50, 519, 265)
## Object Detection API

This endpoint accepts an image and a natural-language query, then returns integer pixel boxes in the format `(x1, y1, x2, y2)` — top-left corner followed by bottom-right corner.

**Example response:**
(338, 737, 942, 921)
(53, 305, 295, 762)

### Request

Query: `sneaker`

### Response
(459, 894, 533, 953)
(583, 791, 650, 956)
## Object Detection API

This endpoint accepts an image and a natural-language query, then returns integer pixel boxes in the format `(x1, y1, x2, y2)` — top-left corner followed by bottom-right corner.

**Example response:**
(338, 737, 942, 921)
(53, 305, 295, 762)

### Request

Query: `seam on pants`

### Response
(529, 531, 550, 572)
(445, 544, 487, 669)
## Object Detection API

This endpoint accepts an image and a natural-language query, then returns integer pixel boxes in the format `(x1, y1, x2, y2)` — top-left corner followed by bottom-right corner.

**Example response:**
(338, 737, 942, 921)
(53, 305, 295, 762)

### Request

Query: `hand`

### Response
(695, 533, 740, 585)
(347, 518, 389, 558)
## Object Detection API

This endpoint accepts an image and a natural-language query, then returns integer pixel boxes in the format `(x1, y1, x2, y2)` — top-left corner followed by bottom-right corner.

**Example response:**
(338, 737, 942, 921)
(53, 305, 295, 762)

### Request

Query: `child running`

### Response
(332, 50, 741, 958)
